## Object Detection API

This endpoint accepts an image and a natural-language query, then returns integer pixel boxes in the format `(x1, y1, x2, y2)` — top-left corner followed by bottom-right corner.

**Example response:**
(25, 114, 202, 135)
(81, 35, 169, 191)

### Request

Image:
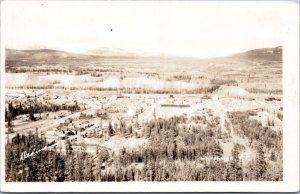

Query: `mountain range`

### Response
(5, 46, 282, 64)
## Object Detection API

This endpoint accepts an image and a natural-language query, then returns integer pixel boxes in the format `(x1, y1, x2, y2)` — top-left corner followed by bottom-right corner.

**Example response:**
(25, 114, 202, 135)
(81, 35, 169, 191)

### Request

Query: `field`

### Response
(4, 46, 283, 181)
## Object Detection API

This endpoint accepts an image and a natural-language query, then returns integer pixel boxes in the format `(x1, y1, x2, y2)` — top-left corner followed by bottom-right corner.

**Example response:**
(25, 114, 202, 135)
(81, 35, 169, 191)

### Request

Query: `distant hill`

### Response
(5, 48, 95, 61)
(5, 46, 282, 93)
(5, 46, 282, 68)
(6, 46, 282, 61)
(227, 46, 282, 62)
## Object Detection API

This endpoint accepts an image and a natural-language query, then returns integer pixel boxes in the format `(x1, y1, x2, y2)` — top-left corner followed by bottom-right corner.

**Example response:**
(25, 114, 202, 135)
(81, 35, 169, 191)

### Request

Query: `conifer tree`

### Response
(255, 143, 267, 180)
(108, 121, 114, 137)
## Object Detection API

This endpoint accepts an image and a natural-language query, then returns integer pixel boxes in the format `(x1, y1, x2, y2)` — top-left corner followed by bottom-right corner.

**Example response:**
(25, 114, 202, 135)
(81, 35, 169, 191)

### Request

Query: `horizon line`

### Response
(4, 45, 283, 59)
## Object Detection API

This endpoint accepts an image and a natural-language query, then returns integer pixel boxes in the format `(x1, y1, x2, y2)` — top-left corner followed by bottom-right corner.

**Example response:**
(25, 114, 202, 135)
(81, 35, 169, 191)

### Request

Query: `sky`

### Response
(1, 1, 297, 57)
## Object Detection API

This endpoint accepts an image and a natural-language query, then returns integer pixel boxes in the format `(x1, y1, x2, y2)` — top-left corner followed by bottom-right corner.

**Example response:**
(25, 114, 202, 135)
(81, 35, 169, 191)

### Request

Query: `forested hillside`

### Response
(6, 112, 282, 181)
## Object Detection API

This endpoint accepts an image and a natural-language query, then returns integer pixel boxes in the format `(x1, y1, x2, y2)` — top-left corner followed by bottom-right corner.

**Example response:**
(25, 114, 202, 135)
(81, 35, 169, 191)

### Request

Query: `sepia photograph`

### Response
(0, 0, 299, 192)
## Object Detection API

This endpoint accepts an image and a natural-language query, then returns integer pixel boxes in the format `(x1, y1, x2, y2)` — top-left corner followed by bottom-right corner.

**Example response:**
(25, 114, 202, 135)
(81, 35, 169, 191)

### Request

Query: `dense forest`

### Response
(5, 111, 282, 182)
(6, 85, 222, 95)
(5, 101, 80, 127)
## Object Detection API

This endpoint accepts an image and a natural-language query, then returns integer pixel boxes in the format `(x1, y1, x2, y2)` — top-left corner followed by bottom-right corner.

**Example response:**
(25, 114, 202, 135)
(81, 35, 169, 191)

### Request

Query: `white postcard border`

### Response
(0, 1, 299, 192)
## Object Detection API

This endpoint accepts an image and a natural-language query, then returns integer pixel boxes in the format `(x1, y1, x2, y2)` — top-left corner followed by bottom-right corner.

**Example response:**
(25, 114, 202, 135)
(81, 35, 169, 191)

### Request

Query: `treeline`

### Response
(6, 69, 69, 74)
(167, 74, 192, 81)
(227, 111, 282, 149)
(210, 78, 238, 86)
(5, 131, 65, 182)
(142, 116, 224, 160)
(5, 101, 80, 126)
(246, 88, 282, 95)
(227, 110, 283, 181)
(6, 86, 221, 94)
(110, 115, 281, 181)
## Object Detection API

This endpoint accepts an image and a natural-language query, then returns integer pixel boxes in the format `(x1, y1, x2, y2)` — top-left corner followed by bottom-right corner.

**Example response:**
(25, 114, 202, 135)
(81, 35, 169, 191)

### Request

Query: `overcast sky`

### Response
(1, 1, 297, 57)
